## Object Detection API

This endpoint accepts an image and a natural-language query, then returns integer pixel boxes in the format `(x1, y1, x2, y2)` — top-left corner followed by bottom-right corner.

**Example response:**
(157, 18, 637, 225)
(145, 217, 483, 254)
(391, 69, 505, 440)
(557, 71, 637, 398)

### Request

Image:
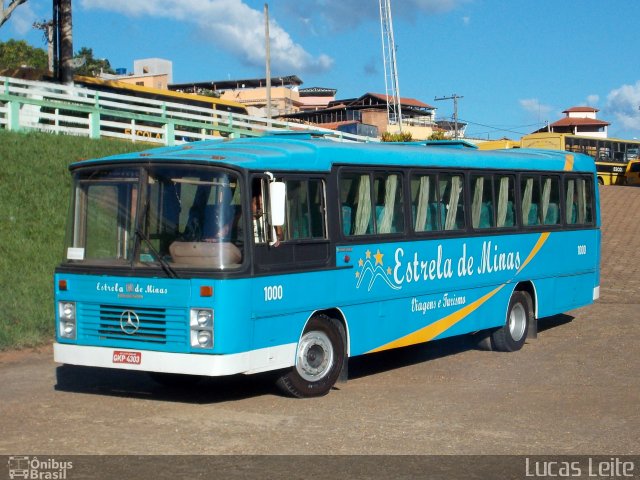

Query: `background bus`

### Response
(521, 132, 640, 185)
(54, 135, 601, 398)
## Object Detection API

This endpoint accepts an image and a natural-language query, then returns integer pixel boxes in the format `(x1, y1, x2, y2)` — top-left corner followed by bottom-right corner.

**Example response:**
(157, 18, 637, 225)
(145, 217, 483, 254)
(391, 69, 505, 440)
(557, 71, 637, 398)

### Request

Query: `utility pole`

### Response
(33, 19, 54, 73)
(54, 0, 73, 84)
(264, 3, 272, 125)
(434, 94, 463, 139)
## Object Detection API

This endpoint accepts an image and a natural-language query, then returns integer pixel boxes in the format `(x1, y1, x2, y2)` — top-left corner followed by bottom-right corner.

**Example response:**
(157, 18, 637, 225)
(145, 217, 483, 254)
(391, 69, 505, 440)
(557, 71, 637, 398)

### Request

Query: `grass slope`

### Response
(0, 130, 148, 350)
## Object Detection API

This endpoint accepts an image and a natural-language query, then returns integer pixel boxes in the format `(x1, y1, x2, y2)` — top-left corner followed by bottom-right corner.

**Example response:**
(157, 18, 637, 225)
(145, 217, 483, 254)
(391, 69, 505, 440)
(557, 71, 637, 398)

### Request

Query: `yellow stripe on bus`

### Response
(367, 232, 551, 354)
(368, 284, 505, 353)
(517, 232, 550, 274)
(563, 154, 574, 171)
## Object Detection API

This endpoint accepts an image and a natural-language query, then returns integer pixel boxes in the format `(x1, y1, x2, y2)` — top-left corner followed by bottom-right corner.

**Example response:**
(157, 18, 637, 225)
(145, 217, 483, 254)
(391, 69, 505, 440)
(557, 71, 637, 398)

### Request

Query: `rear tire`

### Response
(276, 315, 345, 398)
(490, 291, 532, 352)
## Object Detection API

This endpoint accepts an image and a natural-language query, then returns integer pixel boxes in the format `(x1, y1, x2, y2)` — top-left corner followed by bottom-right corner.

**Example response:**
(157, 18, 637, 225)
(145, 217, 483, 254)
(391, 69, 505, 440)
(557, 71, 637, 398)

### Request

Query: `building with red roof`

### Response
(535, 106, 610, 138)
(280, 92, 437, 139)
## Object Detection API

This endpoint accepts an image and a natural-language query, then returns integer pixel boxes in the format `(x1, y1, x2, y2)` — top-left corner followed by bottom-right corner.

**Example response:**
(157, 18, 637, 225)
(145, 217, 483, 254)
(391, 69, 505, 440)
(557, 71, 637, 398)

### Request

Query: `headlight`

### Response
(58, 301, 76, 340)
(196, 310, 213, 328)
(197, 330, 212, 347)
(60, 302, 75, 320)
(190, 308, 213, 349)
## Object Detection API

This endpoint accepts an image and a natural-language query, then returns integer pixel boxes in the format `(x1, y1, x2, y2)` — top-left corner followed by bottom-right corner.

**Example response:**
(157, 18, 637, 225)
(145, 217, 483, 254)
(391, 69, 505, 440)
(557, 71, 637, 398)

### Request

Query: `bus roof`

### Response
(71, 133, 596, 173)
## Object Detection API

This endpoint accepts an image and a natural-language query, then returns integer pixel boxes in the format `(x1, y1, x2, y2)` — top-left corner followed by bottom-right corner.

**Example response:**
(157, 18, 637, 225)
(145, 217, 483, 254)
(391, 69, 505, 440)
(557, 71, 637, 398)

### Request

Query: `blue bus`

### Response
(54, 133, 600, 397)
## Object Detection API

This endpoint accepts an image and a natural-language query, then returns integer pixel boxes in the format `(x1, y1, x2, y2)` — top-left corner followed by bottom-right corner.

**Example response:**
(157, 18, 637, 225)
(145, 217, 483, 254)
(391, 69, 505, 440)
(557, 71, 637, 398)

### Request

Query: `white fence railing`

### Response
(0, 76, 378, 145)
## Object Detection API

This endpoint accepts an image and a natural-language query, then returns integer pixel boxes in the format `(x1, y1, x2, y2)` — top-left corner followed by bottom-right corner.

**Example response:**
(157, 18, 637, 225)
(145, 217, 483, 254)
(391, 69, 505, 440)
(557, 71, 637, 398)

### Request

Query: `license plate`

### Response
(112, 350, 142, 365)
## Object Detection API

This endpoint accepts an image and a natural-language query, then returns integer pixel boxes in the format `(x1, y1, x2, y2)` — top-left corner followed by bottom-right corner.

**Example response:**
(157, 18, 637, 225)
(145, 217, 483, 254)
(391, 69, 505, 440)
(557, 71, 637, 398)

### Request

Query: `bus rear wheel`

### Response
(276, 315, 345, 398)
(490, 291, 532, 352)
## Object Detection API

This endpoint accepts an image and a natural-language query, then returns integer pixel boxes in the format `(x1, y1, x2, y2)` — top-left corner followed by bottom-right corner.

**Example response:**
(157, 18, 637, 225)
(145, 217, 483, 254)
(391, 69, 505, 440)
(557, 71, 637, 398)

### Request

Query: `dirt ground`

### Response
(0, 187, 638, 460)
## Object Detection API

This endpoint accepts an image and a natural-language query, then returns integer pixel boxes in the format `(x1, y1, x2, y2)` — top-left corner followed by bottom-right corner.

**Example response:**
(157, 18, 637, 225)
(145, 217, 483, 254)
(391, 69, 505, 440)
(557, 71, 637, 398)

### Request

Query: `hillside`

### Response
(0, 130, 148, 349)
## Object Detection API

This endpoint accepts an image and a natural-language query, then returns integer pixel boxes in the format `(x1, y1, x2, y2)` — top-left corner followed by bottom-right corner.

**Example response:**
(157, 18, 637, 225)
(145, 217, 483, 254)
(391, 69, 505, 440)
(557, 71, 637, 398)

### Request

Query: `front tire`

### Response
(276, 315, 345, 398)
(490, 291, 532, 352)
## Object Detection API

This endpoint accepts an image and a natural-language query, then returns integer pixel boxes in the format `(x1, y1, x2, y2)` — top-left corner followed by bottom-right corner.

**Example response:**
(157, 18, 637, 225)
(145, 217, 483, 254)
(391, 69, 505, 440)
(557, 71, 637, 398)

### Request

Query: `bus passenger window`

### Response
(494, 175, 515, 228)
(521, 176, 541, 226)
(411, 173, 438, 232)
(540, 175, 560, 225)
(471, 174, 494, 229)
(439, 173, 465, 231)
(283, 179, 326, 240)
(340, 173, 372, 236)
(565, 177, 592, 225)
(373, 173, 403, 234)
(252, 178, 268, 243)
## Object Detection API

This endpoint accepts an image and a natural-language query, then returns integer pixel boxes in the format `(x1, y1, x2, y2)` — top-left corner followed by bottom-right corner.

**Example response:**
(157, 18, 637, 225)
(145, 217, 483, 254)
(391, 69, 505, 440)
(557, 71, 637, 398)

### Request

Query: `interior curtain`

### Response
(565, 179, 575, 223)
(471, 176, 483, 228)
(522, 178, 533, 225)
(497, 176, 509, 227)
(444, 176, 461, 230)
(577, 178, 586, 223)
(354, 175, 371, 235)
(415, 176, 430, 232)
(541, 177, 551, 224)
(379, 175, 398, 233)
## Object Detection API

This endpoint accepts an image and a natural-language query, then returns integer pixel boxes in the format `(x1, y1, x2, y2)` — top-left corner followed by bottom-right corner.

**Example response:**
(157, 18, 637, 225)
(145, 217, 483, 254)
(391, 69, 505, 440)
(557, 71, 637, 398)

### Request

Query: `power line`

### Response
(460, 118, 545, 137)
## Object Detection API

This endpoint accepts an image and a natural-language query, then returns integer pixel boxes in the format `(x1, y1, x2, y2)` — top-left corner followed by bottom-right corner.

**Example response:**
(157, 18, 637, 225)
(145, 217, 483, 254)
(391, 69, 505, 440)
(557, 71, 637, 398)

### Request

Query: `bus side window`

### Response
(283, 179, 327, 240)
(521, 175, 540, 226)
(411, 173, 438, 232)
(373, 173, 404, 234)
(566, 177, 592, 225)
(440, 173, 465, 231)
(251, 178, 268, 244)
(494, 175, 515, 228)
(541, 175, 560, 225)
(565, 178, 577, 224)
(471, 174, 494, 229)
(340, 173, 372, 236)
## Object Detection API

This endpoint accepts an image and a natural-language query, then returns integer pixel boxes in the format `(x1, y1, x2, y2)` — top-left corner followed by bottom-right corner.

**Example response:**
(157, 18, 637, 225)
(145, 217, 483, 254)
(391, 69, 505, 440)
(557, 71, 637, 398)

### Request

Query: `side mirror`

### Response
(269, 181, 286, 226)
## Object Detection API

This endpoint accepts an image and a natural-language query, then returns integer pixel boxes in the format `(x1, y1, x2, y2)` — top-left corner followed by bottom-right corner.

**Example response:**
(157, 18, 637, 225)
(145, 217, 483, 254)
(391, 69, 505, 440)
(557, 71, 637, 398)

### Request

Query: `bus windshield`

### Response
(64, 165, 245, 271)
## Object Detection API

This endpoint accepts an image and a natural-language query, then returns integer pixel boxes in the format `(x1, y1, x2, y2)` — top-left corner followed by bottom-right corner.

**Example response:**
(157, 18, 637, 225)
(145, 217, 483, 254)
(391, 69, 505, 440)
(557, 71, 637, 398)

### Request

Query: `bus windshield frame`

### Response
(63, 164, 246, 272)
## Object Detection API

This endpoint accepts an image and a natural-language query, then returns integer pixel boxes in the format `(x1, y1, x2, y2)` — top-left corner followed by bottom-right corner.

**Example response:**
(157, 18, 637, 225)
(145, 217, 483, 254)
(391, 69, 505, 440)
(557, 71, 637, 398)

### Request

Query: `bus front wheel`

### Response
(276, 315, 345, 398)
(490, 291, 532, 352)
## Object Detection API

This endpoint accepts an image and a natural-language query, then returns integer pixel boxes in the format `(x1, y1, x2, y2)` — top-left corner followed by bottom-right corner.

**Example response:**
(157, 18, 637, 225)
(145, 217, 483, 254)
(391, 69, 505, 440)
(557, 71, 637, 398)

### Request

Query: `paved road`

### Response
(0, 187, 638, 458)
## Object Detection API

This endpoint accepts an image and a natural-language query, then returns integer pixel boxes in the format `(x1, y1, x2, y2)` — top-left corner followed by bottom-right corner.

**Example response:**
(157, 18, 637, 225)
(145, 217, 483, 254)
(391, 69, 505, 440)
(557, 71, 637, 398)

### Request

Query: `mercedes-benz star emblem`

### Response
(119, 310, 140, 335)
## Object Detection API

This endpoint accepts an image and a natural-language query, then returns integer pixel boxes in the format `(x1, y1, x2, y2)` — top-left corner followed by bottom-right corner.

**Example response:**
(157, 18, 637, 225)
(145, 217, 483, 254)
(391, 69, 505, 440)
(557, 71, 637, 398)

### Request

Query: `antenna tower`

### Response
(379, 0, 402, 130)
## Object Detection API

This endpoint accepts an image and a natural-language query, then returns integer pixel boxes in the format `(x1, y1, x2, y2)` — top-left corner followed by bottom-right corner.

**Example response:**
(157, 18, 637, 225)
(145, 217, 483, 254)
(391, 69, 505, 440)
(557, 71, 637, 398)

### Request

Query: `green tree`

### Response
(0, 39, 47, 70)
(428, 130, 447, 140)
(73, 47, 115, 77)
(381, 131, 413, 142)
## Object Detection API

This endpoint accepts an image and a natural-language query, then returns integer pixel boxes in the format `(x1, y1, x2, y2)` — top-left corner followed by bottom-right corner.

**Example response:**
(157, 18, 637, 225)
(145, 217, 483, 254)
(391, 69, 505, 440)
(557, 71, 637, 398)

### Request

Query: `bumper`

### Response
(53, 342, 296, 376)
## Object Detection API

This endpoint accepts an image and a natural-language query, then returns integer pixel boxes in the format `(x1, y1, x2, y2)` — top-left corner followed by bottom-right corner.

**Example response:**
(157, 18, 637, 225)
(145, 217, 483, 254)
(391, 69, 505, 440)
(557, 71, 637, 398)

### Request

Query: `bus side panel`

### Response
(335, 229, 599, 356)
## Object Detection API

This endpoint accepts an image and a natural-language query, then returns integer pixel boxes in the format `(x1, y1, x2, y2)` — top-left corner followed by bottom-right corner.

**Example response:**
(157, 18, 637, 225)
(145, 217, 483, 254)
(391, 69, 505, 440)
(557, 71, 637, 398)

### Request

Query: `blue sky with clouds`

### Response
(2, 0, 640, 139)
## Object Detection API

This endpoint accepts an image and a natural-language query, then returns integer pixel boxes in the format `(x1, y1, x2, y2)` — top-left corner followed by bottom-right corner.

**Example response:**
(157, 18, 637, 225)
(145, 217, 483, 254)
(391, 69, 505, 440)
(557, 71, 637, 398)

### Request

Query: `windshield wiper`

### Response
(134, 194, 180, 279)
(134, 228, 180, 279)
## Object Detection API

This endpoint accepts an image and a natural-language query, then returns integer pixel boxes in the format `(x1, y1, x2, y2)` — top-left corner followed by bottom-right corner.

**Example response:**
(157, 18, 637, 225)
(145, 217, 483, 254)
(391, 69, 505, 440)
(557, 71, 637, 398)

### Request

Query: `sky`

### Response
(2, 0, 640, 140)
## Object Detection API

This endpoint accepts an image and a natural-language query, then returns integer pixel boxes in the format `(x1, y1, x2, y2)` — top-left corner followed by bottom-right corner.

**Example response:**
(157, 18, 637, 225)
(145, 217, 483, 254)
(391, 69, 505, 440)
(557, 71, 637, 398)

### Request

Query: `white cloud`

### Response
(605, 81, 640, 132)
(586, 94, 599, 105)
(79, 0, 333, 74)
(519, 98, 554, 120)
